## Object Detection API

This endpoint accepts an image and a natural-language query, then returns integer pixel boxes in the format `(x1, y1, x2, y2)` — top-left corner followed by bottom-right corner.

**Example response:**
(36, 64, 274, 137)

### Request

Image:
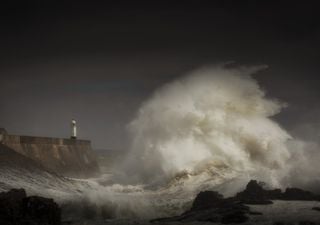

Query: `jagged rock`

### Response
(152, 180, 320, 224)
(281, 188, 318, 201)
(235, 180, 274, 204)
(190, 191, 224, 211)
(151, 191, 250, 224)
(0, 188, 61, 225)
(235, 180, 320, 204)
(266, 189, 283, 199)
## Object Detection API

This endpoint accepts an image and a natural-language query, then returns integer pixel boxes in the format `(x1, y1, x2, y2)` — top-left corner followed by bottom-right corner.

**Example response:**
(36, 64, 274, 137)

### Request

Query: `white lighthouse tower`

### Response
(71, 119, 77, 139)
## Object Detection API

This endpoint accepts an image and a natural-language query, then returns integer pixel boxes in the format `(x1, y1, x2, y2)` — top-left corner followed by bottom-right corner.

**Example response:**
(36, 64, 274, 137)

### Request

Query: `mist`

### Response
(113, 65, 320, 194)
(64, 65, 320, 220)
(6, 65, 320, 220)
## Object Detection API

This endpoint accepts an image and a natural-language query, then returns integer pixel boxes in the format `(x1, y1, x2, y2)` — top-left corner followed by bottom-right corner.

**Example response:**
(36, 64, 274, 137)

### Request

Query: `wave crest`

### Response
(120, 65, 291, 188)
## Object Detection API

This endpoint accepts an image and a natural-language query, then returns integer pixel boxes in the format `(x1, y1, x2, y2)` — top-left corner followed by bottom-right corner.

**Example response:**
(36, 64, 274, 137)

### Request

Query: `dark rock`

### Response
(0, 188, 61, 225)
(281, 188, 318, 201)
(221, 210, 249, 224)
(267, 188, 283, 199)
(235, 180, 320, 204)
(273, 222, 286, 225)
(0, 189, 27, 222)
(248, 211, 263, 215)
(299, 221, 317, 225)
(235, 180, 273, 204)
(152, 191, 250, 224)
(312, 207, 320, 211)
(61, 221, 73, 225)
(152, 180, 320, 224)
(23, 196, 61, 225)
(190, 191, 224, 211)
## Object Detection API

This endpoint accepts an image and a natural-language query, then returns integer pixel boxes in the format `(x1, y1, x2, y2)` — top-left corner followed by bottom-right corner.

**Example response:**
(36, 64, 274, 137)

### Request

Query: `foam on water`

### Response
(73, 65, 294, 219)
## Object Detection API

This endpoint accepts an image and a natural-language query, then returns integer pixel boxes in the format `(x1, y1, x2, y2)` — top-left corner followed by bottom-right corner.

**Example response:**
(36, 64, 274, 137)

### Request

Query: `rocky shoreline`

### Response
(0, 189, 60, 225)
(1, 180, 320, 225)
(152, 180, 320, 224)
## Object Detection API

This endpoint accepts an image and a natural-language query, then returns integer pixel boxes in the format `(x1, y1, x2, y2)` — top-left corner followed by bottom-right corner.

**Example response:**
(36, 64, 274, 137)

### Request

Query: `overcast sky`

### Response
(0, 1, 319, 149)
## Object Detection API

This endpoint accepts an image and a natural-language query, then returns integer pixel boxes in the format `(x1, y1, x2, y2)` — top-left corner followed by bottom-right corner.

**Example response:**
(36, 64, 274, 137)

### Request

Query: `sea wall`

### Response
(0, 134, 100, 178)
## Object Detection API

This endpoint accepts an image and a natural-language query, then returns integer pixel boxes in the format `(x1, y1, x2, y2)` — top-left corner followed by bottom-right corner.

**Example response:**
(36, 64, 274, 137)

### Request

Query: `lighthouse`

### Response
(71, 119, 77, 139)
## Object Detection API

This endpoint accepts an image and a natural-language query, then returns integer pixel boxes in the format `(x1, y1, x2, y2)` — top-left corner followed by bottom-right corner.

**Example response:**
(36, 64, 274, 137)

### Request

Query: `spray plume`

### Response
(34, 65, 320, 219)
(119, 65, 291, 190)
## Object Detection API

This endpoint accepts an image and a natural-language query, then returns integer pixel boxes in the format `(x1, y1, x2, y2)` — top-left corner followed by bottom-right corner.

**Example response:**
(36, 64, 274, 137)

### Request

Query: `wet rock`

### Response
(235, 180, 320, 204)
(0, 188, 61, 225)
(235, 180, 274, 204)
(23, 196, 61, 225)
(312, 207, 320, 211)
(152, 191, 250, 224)
(281, 188, 318, 201)
(190, 191, 224, 211)
(221, 210, 249, 224)
(152, 180, 320, 224)
(0, 189, 27, 222)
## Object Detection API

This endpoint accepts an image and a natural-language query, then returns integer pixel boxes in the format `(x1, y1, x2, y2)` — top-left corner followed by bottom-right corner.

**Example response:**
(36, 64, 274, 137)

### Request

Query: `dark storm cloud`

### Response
(0, 1, 319, 149)
(1, 1, 318, 61)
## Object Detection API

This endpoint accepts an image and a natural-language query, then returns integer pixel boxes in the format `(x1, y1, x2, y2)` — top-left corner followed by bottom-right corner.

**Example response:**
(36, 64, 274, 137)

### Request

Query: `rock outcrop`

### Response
(152, 191, 252, 224)
(235, 180, 320, 204)
(281, 188, 319, 201)
(0, 188, 61, 225)
(235, 180, 279, 204)
(152, 180, 320, 224)
(190, 191, 225, 211)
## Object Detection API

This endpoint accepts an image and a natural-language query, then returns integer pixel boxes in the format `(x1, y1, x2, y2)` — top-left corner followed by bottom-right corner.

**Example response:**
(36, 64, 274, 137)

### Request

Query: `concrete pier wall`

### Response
(0, 133, 100, 178)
